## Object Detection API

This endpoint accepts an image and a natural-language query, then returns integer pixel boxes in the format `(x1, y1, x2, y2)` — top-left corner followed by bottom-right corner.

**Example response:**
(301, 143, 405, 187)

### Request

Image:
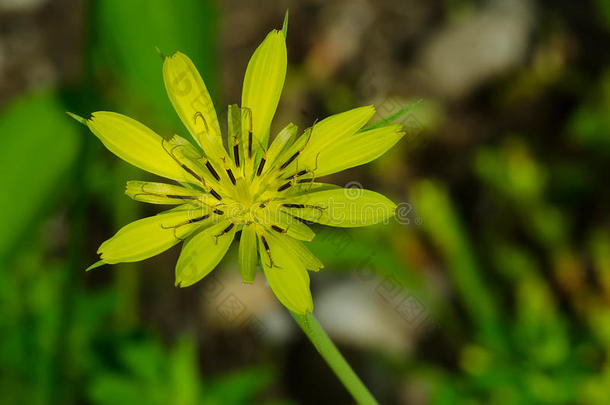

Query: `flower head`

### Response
(74, 16, 404, 314)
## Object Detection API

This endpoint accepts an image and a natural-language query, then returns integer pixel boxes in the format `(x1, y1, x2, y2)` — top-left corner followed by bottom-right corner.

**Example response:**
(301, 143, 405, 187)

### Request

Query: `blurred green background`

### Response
(1, 0, 610, 404)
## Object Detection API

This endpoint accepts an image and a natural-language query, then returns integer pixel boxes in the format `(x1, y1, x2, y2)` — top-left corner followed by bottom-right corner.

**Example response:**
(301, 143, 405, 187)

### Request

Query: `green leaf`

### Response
(93, 0, 218, 130)
(0, 92, 80, 261)
(282, 9, 289, 38)
(361, 99, 422, 131)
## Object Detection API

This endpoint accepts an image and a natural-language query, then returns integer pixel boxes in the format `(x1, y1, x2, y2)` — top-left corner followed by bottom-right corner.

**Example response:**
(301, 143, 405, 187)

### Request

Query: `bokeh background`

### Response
(1, 0, 610, 404)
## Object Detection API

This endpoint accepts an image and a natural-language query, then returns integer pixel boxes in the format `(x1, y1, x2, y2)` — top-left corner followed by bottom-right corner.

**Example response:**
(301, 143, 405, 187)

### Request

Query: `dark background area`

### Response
(1, 0, 610, 404)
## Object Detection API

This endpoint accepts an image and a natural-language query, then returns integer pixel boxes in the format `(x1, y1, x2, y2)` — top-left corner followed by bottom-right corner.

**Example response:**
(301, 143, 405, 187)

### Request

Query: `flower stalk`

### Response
(291, 311, 380, 405)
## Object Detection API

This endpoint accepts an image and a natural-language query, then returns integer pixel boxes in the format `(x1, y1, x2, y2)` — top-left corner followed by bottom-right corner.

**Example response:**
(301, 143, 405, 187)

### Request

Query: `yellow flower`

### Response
(71, 17, 403, 314)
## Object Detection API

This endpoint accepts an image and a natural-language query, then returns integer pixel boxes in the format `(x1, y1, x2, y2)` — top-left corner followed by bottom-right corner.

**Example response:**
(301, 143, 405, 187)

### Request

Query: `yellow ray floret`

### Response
(73, 14, 412, 315)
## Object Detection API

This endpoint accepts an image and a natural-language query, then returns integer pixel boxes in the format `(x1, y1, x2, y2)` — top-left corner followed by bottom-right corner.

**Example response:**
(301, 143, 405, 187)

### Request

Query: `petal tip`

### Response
(154, 45, 166, 60)
(175, 274, 198, 288)
(86, 260, 106, 272)
(66, 111, 88, 125)
(282, 9, 289, 38)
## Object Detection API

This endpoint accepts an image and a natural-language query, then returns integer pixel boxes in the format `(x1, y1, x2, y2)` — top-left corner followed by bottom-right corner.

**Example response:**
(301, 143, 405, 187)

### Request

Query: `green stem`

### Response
(291, 312, 379, 405)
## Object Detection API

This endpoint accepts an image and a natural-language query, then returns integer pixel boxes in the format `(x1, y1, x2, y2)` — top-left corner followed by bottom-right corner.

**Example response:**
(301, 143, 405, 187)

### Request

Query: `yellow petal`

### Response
(163, 52, 226, 160)
(263, 123, 298, 174)
(280, 187, 397, 227)
(241, 30, 287, 147)
(301, 105, 373, 159)
(98, 206, 208, 264)
(270, 232, 323, 271)
(267, 209, 315, 241)
(258, 232, 313, 314)
(308, 106, 375, 150)
(125, 181, 204, 205)
(274, 106, 375, 174)
(256, 181, 340, 203)
(227, 104, 255, 177)
(238, 225, 258, 283)
(163, 134, 227, 191)
(87, 112, 190, 182)
(227, 104, 242, 167)
(312, 124, 405, 176)
(175, 220, 236, 287)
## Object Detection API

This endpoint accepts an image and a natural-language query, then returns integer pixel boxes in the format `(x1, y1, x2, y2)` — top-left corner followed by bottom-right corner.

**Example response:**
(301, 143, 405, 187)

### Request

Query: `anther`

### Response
(256, 157, 266, 176)
(271, 225, 286, 233)
(226, 168, 236, 185)
(209, 189, 222, 200)
(277, 182, 292, 192)
(233, 144, 240, 167)
(280, 151, 299, 170)
(214, 223, 235, 244)
(205, 160, 220, 181)
(248, 131, 253, 158)
(219, 223, 234, 234)
(180, 164, 199, 180)
(160, 213, 210, 230)
(261, 235, 270, 250)
(282, 203, 305, 208)
(166, 194, 198, 200)
(161, 139, 202, 182)
(260, 235, 276, 268)
(188, 214, 210, 224)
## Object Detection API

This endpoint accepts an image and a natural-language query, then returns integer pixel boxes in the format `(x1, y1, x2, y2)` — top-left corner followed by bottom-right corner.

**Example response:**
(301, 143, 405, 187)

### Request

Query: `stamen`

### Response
(280, 151, 299, 170)
(221, 223, 235, 234)
(283, 169, 309, 180)
(256, 157, 266, 176)
(261, 235, 270, 250)
(282, 203, 305, 208)
(188, 214, 210, 224)
(160, 213, 210, 231)
(281, 203, 326, 220)
(277, 125, 316, 173)
(243, 106, 254, 158)
(205, 160, 220, 181)
(277, 182, 292, 192)
(294, 216, 315, 225)
(248, 131, 253, 158)
(213, 208, 224, 215)
(209, 189, 222, 200)
(214, 223, 235, 244)
(260, 235, 276, 268)
(271, 225, 285, 233)
(166, 194, 198, 200)
(226, 168, 236, 185)
(233, 144, 240, 167)
(181, 164, 198, 180)
(160, 139, 203, 184)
